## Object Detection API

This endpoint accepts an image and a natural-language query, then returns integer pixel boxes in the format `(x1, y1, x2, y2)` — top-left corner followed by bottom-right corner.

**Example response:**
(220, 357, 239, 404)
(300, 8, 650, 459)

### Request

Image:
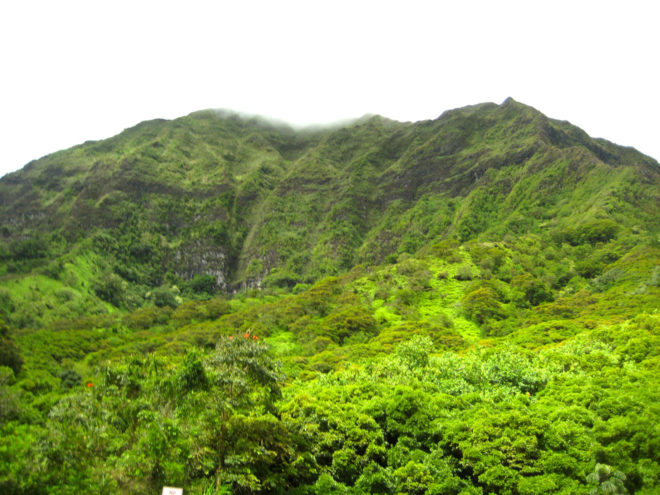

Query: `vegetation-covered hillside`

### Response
(0, 99, 658, 494)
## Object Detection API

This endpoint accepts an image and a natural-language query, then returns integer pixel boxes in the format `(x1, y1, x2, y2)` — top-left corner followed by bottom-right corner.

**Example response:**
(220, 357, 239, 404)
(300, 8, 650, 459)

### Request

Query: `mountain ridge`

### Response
(0, 98, 658, 326)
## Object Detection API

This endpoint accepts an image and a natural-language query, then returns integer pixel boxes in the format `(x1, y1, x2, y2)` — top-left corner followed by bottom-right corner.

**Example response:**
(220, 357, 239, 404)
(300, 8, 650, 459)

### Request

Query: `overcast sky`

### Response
(1, 0, 658, 177)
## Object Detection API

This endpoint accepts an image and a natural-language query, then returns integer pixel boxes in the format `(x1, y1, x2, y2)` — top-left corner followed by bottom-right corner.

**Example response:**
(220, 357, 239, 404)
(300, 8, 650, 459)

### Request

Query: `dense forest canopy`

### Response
(0, 99, 658, 494)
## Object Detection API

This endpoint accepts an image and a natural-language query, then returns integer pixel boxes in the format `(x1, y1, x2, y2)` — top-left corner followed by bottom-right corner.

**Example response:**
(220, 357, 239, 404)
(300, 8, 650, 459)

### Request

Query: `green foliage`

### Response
(210, 332, 283, 410)
(3, 302, 660, 494)
(323, 306, 377, 344)
(7, 236, 49, 260)
(150, 285, 180, 308)
(511, 273, 553, 307)
(586, 463, 628, 494)
(454, 264, 474, 281)
(93, 272, 126, 307)
(0, 101, 659, 493)
(0, 289, 14, 319)
(396, 335, 434, 370)
(190, 274, 218, 295)
(176, 350, 208, 392)
(123, 305, 172, 329)
(0, 319, 23, 375)
(554, 219, 620, 246)
(58, 368, 81, 389)
(461, 287, 507, 324)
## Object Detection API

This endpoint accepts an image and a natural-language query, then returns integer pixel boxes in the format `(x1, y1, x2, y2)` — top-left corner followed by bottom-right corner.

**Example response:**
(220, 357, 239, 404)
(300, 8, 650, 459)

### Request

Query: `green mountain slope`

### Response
(0, 99, 657, 327)
(0, 99, 659, 494)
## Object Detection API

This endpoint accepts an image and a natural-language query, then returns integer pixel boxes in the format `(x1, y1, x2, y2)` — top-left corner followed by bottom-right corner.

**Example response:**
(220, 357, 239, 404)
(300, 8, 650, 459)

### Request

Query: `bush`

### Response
(93, 273, 125, 307)
(204, 298, 231, 319)
(123, 306, 173, 330)
(575, 258, 605, 279)
(323, 306, 378, 344)
(0, 319, 23, 375)
(189, 274, 217, 295)
(264, 269, 300, 289)
(592, 268, 625, 292)
(42, 259, 64, 279)
(461, 287, 506, 324)
(8, 237, 49, 260)
(580, 219, 619, 244)
(511, 274, 553, 307)
(431, 239, 460, 259)
(553, 219, 619, 246)
(150, 286, 180, 308)
(396, 335, 434, 370)
(59, 369, 82, 389)
(0, 289, 14, 318)
(176, 351, 208, 392)
(454, 264, 474, 281)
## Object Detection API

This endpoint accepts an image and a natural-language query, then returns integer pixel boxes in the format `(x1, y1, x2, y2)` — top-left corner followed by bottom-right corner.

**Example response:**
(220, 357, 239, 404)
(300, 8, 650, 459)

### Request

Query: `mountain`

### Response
(0, 99, 659, 494)
(0, 98, 657, 327)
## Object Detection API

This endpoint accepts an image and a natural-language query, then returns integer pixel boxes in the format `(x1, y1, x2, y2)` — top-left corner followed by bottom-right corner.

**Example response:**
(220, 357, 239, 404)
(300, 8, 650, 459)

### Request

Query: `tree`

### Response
(93, 272, 125, 307)
(461, 287, 506, 324)
(0, 319, 22, 375)
(190, 274, 217, 295)
(207, 332, 284, 490)
(586, 464, 628, 494)
(396, 335, 434, 370)
(150, 286, 180, 308)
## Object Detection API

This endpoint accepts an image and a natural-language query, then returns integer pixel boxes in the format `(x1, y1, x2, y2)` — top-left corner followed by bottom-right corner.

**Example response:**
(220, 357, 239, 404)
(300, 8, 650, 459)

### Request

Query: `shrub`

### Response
(323, 306, 378, 344)
(431, 239, 460, 259)
(123, 306, 173, 330)
(0, 289, 14, 318)
(0, 319, 23, 375)
(204, 298, 231, 319)
(42, 259, 64, 279)
(151, 287, 179, 308)
(511, 274, 553, 307)
(59, 369, 82, 389)
(461, 287, 507, 324)
(176, 351, 208, 392)
(93, 273, 125, 307)
(553, 219, 619, 246)
(592, 268, 625, 292)
(189, 274, 217, 294)
(454, 264, 474, 281)
(264, 269, 299, 289)
(580, 219, 619, 244)
(396, 335, 434, 370)
(575, 258, 605, 279)
(9, 237, 49, 260)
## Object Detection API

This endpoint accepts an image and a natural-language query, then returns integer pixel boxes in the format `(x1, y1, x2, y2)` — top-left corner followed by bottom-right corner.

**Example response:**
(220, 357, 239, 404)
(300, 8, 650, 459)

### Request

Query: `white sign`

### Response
(162, 487, 183, 495)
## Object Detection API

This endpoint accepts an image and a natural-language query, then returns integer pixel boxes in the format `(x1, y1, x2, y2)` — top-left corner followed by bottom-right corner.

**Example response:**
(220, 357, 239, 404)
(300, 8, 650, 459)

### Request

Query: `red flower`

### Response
(244, 332, 250, 339)
(252, 335, 259, 340)
(87, 382, 94, 388)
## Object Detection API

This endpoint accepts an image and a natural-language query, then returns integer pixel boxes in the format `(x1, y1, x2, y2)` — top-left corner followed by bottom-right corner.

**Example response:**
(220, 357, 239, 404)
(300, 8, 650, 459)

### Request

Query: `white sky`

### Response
(1, 0, 658, 177)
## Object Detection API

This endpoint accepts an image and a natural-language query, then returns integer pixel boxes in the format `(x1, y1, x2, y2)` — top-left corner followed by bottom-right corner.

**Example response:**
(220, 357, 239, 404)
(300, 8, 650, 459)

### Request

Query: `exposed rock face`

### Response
(174, 240, 229, 291)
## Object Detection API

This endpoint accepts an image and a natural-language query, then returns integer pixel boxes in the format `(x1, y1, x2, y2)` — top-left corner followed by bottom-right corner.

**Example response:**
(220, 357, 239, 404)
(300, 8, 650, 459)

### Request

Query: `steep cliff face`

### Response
(0, 100, 658, 323)
(174, 240, 229, 291)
